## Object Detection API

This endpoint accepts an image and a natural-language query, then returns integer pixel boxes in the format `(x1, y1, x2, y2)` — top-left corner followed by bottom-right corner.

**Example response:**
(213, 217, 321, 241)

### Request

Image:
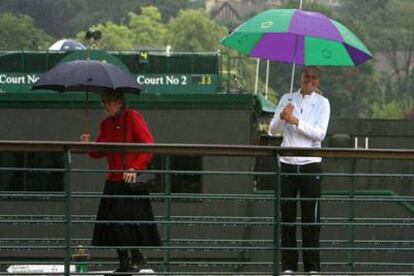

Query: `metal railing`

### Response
(0, 141, 413, 275)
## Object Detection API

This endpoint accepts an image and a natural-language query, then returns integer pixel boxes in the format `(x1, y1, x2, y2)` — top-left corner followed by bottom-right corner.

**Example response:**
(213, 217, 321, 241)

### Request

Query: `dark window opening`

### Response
(148, 155, 202, 193)
(254, 135, 282, 191)
(0, 152, 64, 192)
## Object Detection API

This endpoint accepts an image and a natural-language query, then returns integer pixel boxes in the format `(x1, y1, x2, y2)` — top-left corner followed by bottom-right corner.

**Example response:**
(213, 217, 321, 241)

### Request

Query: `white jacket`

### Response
(269, 90, 330, 165)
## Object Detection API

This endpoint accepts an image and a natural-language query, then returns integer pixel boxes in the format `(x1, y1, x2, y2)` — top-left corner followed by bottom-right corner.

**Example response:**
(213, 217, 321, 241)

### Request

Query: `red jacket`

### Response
(89, 109, 154, 181)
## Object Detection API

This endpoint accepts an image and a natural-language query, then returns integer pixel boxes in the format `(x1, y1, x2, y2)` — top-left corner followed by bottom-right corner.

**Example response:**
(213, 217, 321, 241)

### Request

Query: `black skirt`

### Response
(92, 180, 162, 246)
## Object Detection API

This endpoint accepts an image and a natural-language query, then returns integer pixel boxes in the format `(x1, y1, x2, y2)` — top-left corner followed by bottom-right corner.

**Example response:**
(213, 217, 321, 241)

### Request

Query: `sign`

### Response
(0, 73, 39, 93)
(136, 74, 217, 93)
(7, 264, 75, 273)
(138, 51, 149, 64)
(0, 73, 218, 94)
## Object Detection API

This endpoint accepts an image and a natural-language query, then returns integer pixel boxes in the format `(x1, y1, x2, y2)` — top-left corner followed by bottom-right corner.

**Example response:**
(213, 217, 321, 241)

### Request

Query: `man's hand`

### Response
(123, 168, 137, 183)
(80, 133, 91, 143)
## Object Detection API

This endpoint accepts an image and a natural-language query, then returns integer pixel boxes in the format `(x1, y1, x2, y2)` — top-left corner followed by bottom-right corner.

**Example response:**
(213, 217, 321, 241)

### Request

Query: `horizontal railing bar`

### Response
(5, 215, 414, 223)
(1, 219, 413, 228)
(70, 193, 414, 201)
(0, 217, 414, 225)
(3, 166, 414, 179)
(1, 245, 413, 252)
(2, 238, 413, 245)
(0, 272, 413, 276)
(2, 192, 413, 203)
(1, 259, 414, 267)
(1, 140, 414, 159)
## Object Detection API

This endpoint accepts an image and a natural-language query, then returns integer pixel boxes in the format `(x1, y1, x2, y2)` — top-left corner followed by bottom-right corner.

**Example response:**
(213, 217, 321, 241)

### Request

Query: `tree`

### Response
(0, 0, 196, 38)
(322, 65, 380, 118)
(282, 0, 333, 16)
(367, 0, 414, 80)
(152, 0, 194, 23)
(341, 0, 414, 118)
(0, 0, 79, 37)
(76, 22, 136, 50)
(0, 13, 53, 50)
(76, 6, 167, 51)
(164, 9, 227, 51)
(129, 6, 166, 48)
(371, 100, 414, 119)
(340, 0, 389, 22)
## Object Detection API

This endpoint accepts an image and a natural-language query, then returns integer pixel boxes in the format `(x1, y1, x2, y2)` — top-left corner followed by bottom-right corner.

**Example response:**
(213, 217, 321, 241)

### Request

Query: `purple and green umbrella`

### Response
(220, 9, 373, 66)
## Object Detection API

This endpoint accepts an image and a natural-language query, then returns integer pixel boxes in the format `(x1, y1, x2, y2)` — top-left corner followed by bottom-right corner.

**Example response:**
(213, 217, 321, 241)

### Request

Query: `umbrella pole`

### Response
(289, 27, 300, 98)
(288, 0, 302, 98)
(83, 90, 90, 135)
(265, 60, 270, 99)
(289, 61, 296, 96)
(254, 59, 260, 95)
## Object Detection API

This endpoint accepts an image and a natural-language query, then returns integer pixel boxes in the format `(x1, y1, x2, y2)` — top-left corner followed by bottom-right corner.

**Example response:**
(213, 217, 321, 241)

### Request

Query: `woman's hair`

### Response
(101, 89, 125, 103)
(303, 66, 321, 77)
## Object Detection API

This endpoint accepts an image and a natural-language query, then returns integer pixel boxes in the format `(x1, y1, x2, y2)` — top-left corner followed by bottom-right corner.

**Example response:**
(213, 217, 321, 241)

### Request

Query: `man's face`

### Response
(301, 68, 320, 94)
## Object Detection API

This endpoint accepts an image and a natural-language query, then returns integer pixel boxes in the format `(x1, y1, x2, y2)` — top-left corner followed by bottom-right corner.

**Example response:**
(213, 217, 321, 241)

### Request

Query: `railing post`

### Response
(273, 153, 281, 276)
(64, 149, 73, 276)
(217, 52, 222, 92)
(227, 55, 231, 92)
(163, 155, 172, 272)
(348, 158, 356, 272)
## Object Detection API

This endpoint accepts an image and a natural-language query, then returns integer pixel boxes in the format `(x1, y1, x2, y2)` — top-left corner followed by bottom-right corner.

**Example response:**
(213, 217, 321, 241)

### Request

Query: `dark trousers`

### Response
(280, 162, 321, 272)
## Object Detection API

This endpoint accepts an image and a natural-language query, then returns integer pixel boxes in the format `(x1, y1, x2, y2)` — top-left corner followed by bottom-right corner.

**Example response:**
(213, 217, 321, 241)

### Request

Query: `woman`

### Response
(80, 89, 161, 273)
(269, 67, 330, 274)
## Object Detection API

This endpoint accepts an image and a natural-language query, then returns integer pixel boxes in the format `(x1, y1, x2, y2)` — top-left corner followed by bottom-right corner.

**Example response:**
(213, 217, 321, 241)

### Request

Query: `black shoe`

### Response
(128, 258, 146, 273)
(114, 267, 128, 272)
(111, 266, 128, 276)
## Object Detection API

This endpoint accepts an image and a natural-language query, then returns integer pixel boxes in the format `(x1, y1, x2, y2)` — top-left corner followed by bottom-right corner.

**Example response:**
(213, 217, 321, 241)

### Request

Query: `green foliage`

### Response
(340, 0, 389, 22)
(76, 6, 166, 51)
(76, 7, 226, 52)
(0, 0, 194, 37)
(77, 22, 136, 51)
(366, 0, 414, 78)
(371, 100, 414, 119)
(282, 0, 333, 16)
(322, 65, 380, 118)
(129, 7, 166, 48)
(164, 9, 228, 51)
(0, 13, 53, 50)
(341, 0, 414, 119)
(154, 0, 195, 23)
(0, 0, 78, 37)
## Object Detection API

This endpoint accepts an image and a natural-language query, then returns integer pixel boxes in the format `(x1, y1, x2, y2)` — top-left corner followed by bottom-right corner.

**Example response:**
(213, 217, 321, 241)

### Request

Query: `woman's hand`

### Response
(280, 103, 294, 120)
(280, 104, 299, 126)
(80, 133, 91, 143)
(123, 168, 137, 183)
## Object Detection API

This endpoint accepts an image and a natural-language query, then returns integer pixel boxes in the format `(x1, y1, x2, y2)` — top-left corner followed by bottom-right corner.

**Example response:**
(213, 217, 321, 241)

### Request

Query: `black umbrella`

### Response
(32, 59, 142, 133)
(32, 59, 142, 93)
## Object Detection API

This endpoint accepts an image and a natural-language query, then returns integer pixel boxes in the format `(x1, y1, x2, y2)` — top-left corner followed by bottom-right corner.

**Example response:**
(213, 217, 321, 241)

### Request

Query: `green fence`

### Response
(0, 141, 413, 275)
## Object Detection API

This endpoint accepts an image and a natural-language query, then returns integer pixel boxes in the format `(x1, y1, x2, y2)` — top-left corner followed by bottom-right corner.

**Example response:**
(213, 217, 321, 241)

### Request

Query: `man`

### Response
(269, 67, 330, 274)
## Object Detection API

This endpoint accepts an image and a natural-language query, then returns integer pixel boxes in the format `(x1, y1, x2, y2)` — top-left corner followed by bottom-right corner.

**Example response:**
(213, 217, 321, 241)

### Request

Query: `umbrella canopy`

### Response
(220, 9, 373, 66)
(32, 60, 142, 94)
(49, 39, 86, 51)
